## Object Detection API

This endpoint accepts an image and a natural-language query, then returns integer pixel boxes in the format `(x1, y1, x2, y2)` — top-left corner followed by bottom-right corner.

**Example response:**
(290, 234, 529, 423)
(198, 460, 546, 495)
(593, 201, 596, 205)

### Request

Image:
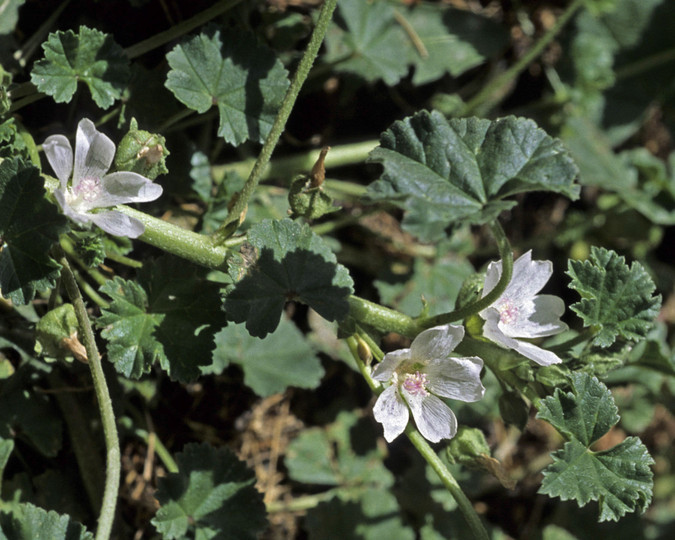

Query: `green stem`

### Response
(133, 428, 178, 474)
(55, 249, 120, 540)
(213, 0, 339, 241)
(266, 488, 357, 514)
(460, 0, 585, 115)
(416, 221, 512, 328)
(115, 206, 231, 269)
(406, 428, 489, 540)
(210, 140, 377, 184)
(347, 296, 420, 338)
(124, 0, 245, 59)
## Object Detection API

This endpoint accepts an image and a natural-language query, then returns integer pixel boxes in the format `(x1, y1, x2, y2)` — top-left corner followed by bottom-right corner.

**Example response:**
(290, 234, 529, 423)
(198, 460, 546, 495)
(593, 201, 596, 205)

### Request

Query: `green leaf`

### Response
(537, 372, 619, 446)
(286, 410, 392, 487)
(539, 437, 653, 522)
(207, 319, 324, 397)
(151, 443, 267, 540)
(0, 503, 92, 540)
(537, 373, 654, 521)
(567, 247, 661, 347)
(367, 111, 580, 241)
(30, 26, 130, 109)
(0, 0, 25, 35)
(165, 26, 290, 145)
(404, 3, 508, 85)
(0, 158, 68, 304)
(34, 304, 83, 362)
(223, 219, 354, 338)
(324, 0, 409, 85)
(98, 257, 227, 382)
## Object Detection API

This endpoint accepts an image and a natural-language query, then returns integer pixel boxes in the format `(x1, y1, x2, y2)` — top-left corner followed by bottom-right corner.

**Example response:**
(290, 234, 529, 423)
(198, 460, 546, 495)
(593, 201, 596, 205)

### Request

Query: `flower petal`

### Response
(424, 356, 485, 402)
(504, 295, 568, 338)
(372, 349, 410, 382)
(42, 135, 73, 187)
(404, 392, 457, 443)
(88, 210, 145, 238)
(481, 251, 552, 305)
(483, 308, 562, 365)
(373, 385, 409, 442)
(73, 118, 115, 188)
(53, 189, 91, 225)
(94, 172, 163, 208)
(409, 324, 463, 364)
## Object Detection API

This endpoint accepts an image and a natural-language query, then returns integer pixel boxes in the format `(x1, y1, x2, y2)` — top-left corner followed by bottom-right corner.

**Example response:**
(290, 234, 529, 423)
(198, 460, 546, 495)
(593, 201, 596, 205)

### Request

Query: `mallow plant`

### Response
(0, 1, 671, 539)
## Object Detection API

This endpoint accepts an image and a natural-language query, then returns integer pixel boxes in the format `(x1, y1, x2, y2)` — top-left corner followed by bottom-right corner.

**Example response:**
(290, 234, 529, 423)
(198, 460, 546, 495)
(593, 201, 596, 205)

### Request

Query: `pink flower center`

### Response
(73, 176, 102, 202)
(402, 371, 429, 397)
(498, 299, 519, 325)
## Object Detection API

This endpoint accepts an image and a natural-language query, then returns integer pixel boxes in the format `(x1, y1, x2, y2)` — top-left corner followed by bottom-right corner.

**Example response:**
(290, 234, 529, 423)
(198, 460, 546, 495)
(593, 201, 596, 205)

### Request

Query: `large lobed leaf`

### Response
(223, 219, 354, 338)
(0, 158, 68, 304)
(30, 26, 130, 109)
(98, 257, 227, 382)
(537, 373, 654, 521)
(165, 26, 290, 146)
(208, 319, 324, 397)
(367, 111, 580, 241)
(151, 443, 267, 540)
(0, 503, 92, 540)
(567, 247, 661, 347)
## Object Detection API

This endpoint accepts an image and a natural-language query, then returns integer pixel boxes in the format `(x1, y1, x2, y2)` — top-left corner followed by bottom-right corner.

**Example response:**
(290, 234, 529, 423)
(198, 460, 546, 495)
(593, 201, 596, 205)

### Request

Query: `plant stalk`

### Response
(55, 248, 120, 540)
(213, 0, 339, 242)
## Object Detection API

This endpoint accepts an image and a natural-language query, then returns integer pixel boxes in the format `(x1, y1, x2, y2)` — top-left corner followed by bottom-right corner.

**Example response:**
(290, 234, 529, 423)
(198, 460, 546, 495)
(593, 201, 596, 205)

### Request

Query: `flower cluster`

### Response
(373, 250, 567, 443)
(43, 118, 163, 238)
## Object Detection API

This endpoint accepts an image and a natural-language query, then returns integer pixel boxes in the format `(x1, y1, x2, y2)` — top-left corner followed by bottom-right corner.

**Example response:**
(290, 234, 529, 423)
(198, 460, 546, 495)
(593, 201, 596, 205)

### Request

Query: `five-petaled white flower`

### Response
(372, 324, 485, 443)
(479, 250, 568, 366)
(43, 118, 163, 238)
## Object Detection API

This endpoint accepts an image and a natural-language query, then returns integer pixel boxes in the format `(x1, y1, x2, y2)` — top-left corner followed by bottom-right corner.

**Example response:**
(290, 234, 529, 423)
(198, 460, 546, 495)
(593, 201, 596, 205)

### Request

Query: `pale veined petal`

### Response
(73, 118, 115, 188)
(88, 210, 145, 238)
(43, 135, 73, 187)
(424, 356, 485, 402)
(94, 172, 163, 208)
(409, 324, 463, 364)
(372, 349, 409, 382)
(404, 391, 457, 443)
(373, 385, 409, 442)
(505, 295, 568, 338)
(53, 189, 91, 225)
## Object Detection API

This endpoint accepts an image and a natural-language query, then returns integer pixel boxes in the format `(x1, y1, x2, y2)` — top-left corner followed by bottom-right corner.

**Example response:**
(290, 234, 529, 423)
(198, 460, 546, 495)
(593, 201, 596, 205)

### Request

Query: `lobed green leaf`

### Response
(567, 247, 661, 347)
(208, 319, 324, 397)
(0, 503, 92, 540)
(165, 26, 290, 146)
(0, 158, 68, 304)
(151, 443, 267, 540)
(367, 111, 580, 241)
(223, 219, 354, 338)
(30, 26, 130, 109)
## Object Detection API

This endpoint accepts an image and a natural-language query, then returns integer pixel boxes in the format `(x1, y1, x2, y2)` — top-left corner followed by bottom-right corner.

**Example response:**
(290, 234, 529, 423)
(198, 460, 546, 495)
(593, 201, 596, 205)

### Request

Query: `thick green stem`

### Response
(406, 428, 489, 540)
(460, 0, 585, 115)
(347, 296, 420, 338)
(55, 249, 120, 540)
(213, 0, 339, 241)
(115, 206, 231, 269)
(416, 221, 513, 328)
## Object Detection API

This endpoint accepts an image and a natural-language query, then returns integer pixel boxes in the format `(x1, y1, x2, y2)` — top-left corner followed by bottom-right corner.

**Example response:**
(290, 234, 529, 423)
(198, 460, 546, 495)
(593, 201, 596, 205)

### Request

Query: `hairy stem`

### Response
(416, 221, 513, 328)
(55, 248, 120, 540)
(213, 0, 339, 242)
(347, 296, 420, 338)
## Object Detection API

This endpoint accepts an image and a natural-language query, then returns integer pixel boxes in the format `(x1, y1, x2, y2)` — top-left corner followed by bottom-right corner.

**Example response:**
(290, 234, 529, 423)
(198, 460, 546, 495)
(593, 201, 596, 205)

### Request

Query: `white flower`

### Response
(479, 250, 568, 366)
(372, 324, 485, 443)
(43, 118, 163, 238)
